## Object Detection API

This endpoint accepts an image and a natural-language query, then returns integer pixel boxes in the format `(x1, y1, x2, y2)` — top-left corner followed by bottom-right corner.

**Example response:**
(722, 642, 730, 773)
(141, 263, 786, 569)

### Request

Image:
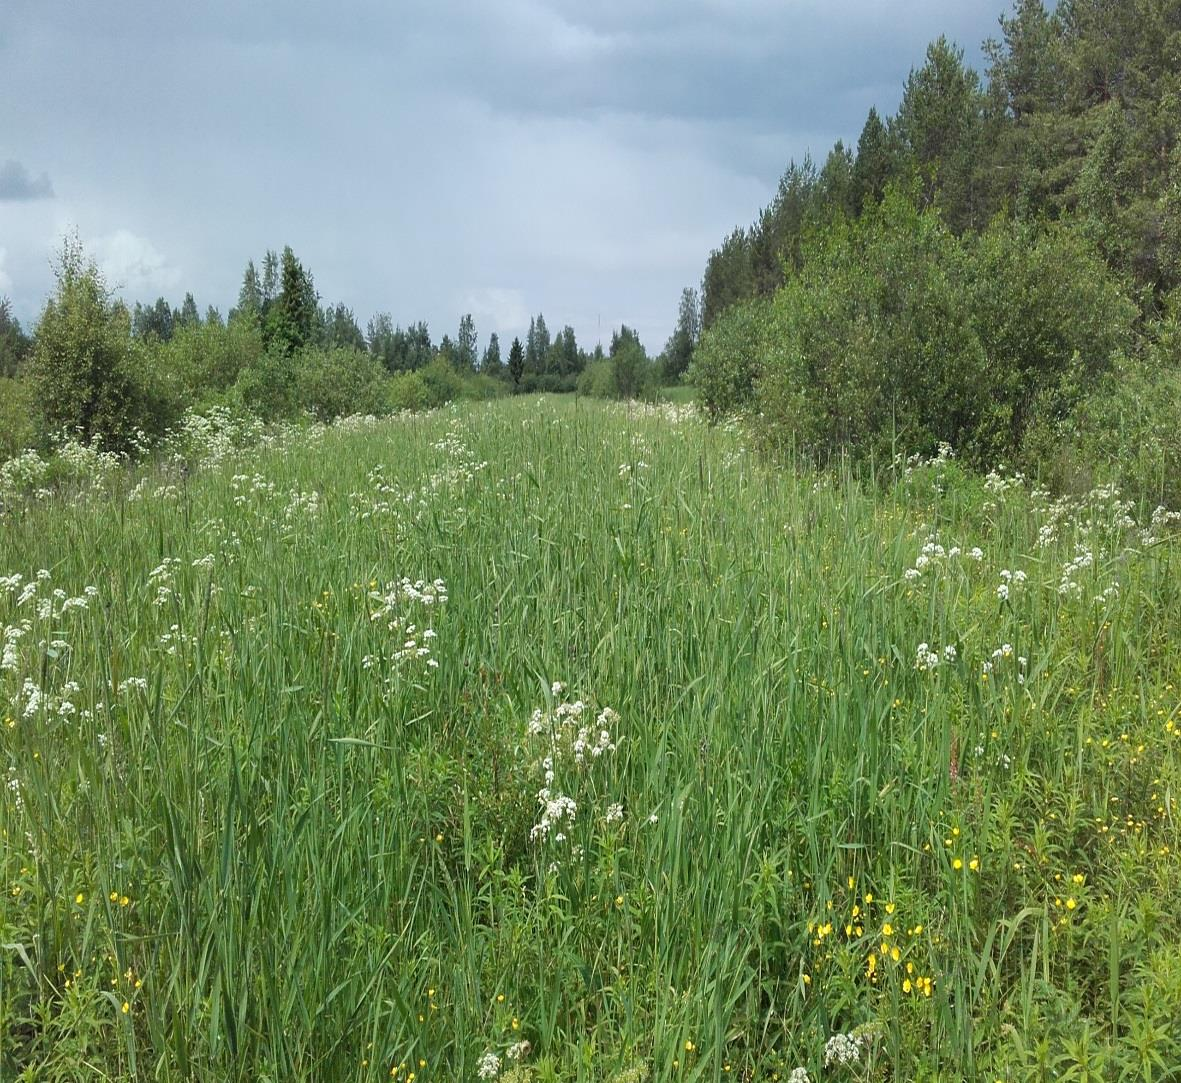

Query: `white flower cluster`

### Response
(982, 645, 1028, 684)
(364, 577, 448, 692)
(148, 558, 183, 607)
(996, 568, 1027, 601)
(477, 1051, 501, 1080)
(824, 1031, 865, 1067)
(788, 1069, 811, 1083)
(915, 642, 955, 672)
(525, 686, 620, 848)
(903, 536, 983, 582)
(1141, 505, 1181, 546)
(1058, 545, 1094, 597)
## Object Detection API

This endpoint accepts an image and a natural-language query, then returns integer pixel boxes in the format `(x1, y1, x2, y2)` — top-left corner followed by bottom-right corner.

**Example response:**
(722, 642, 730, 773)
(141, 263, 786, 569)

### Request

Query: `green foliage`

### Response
(157, 316, 264, 411)
(508, 336, 525, 387)
(1024, 319, 1181, 506)
(0, 376, 36, 460)
(661, 287, 700, 383)
(0, 297, 31, 378)
(264, 246, 317, 355)
(230, 347, 301, 421)
(575, 358, 616, 399)
(29, 238, 175, 453)
(695, 190, 1138, 471)
(292, 346, 390, 421)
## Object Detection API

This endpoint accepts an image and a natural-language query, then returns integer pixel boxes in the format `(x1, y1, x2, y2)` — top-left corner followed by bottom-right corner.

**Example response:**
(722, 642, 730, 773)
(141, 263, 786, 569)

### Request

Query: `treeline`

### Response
(691, 0, 1181, 503)
(0, 240, 676, 462)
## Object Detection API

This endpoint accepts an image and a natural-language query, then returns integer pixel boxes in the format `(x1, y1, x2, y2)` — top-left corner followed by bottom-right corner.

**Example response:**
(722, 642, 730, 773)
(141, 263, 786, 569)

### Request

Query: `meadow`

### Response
(2, 396, 1180, 1081)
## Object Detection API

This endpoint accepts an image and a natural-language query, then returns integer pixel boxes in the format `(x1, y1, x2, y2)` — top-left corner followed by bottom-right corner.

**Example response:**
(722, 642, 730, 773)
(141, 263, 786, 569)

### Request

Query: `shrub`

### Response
(230, 347, 301, 421)
(0, 377, 36, 461)
(1023, 329, 1181, 507)
(292, 346, 389, 421)
(29, 238, 175, 454)
(386, 371, 431, 413)
(694, 189, 1139, 470)
(157, 317, 264, 410)
(419, 357, 467, 407)
(576, 358, 617, 399)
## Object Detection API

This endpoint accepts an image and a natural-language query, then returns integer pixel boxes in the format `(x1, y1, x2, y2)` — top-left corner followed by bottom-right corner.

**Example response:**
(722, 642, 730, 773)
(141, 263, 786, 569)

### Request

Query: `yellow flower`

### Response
(1066, 897, 1077, 910)
(75, 893, 85, 905)
(969, 858, 980, 872)
(903, 978, 913, 993)
(882, 923, 894, 936)
(121, 1001, 129, 1014)
(684, 1040, 695, 1052)
(953, 858, 963, 870)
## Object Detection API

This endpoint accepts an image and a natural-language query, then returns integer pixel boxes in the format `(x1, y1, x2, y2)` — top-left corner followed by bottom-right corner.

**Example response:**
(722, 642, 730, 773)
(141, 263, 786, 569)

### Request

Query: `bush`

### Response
(386, 371, 431, 413)
(693, 189, 1139, 470)
(419, 357, 467, 407)
(292, 346, 389, 421)
(30, 238, 177, 454)
(157, 317, 264, 411)
(0, 377, 36, 461)
(1023, 326, 1181, 507)
(230, 348, 301, 421)
(576, 359, 617, 399)
(459, 373, 510, 401)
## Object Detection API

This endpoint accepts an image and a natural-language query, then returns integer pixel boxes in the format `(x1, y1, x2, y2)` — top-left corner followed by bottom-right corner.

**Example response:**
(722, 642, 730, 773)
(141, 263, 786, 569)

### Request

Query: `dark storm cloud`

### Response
(0, 160, 54, 201)
(0, 0, 1008, 346)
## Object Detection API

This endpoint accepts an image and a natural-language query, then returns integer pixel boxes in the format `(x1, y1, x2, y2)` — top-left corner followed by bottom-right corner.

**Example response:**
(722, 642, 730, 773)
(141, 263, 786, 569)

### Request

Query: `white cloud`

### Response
(461, 287, 529, 337)
(0, 248, 11, 294)
(92, 229, 181, 297)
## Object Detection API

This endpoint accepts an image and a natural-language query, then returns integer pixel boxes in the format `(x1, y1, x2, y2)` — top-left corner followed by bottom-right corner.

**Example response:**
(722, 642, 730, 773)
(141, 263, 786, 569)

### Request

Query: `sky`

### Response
(1, 0, 1008, 354)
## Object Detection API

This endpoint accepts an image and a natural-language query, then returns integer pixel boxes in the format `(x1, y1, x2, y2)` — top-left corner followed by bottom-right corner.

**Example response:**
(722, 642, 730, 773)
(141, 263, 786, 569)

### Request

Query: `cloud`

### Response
(461, 287, 530, 337)
(0, 159, 54, 201)
(0, 0, 1007, 349)
(0, 248, 11, 294)
(92, 229, 181, 297)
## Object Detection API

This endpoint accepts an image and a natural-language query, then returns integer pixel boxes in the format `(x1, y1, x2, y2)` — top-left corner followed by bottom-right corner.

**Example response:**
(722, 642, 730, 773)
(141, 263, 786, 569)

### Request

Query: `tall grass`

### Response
(2, 398, 1179, 1081)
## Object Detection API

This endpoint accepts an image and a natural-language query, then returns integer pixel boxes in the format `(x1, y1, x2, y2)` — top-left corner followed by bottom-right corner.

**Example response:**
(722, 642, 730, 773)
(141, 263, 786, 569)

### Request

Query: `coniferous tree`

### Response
(456, 313, 478, 370)
(508, 336, 525, 387)
(265, 246, 317, 355)
(482, 332, 502, 375)
(851, 108, 900, 209)
(132, 297, 175, 341)
(662, 287, 701, 382)
(176, 292, 201, 328)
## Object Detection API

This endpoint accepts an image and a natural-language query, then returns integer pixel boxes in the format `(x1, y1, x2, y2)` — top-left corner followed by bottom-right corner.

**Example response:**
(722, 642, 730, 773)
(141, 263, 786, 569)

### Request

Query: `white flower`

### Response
(943, 644, 957, 662)
(605, 802, 624, 823)
(788, 1070, 811, 1083)
(970, 547, 984, 561)
(825, 1032, 864, 1067)
(477, 1051, 501, 1080)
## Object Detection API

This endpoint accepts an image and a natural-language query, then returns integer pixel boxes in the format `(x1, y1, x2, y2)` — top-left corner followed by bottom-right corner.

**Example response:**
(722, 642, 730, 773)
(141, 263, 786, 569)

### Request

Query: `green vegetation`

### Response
(691, 0, 1181, 507)
(3, 397, 1180, 1080)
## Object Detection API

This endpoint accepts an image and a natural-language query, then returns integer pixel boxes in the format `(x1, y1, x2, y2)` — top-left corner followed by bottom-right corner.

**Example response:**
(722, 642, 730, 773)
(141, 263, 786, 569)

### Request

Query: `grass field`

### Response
(2, 396, 1180, 1081)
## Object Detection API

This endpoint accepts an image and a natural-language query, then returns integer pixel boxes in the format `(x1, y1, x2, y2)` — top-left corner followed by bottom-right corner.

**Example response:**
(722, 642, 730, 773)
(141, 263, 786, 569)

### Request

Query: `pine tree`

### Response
(508, 336, 525, 387)
(457, 313, 478, 370)
(265, 246, 317, 355)
(482, 332, 502, 375)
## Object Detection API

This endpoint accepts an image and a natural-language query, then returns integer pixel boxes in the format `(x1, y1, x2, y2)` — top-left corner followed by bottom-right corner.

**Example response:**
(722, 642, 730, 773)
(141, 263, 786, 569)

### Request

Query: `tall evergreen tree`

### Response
(176, 292, 201, 328)
(265, 246, 317, 355)
(456, 313, 478, 370)
(482, 331, 502, 375)
(662, 287, 701, 382)
(508, 336, 525, 387)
